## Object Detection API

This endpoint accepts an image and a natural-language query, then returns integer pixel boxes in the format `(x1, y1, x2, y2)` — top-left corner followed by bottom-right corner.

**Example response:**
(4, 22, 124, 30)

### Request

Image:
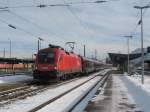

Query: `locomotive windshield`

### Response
(38, 50, 55, 64)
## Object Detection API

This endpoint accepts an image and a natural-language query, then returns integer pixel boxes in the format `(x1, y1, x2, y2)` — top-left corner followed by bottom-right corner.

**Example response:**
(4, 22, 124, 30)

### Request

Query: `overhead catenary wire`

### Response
(0, 0, 70, 45)
(0, 0, 108, 44)
(0, 0, 109, 57)
(0, 0, 107, 9)
(60, 0, 103, 55)
(0, 17, 50, 44)
(130, 1, 150, 35)
(7, 10, 69, 42)
(32, 0, 92, 50)
(143, 1, 150, 16)
(34, 2, 71, 44)
(66, 3, 92, 35)
(0, 0, 108, 42)
(0, 0, 106, 50)
(0, 1, 39, 40)
(62, 0, 101, 41)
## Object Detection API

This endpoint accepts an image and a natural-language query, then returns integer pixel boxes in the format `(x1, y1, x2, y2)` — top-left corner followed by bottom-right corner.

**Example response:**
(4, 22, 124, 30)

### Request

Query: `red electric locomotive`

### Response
(33, 45, 82, 80)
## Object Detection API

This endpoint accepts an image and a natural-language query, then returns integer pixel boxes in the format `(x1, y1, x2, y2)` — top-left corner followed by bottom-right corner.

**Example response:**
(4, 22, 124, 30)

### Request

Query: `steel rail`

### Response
(28, 73, 107, 112)
(69, 72, 110, 112)
(0, 86, 29, 96)
(0, 77, 80, 105)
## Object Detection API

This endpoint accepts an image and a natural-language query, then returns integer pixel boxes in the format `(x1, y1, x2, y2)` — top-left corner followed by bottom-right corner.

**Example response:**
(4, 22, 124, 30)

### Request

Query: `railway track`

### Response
(0, 85, 44, 104)
(28, 72, 110, 112)
(70, 72, 110, 112)
(0, 70, 108, 105)
(0, 77, 80, 106)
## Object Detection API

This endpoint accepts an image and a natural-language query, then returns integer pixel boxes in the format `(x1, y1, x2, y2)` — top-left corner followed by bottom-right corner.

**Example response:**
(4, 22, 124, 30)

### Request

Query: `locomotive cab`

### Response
(33, 44, 82, 81)
(33, 46, 59, 80)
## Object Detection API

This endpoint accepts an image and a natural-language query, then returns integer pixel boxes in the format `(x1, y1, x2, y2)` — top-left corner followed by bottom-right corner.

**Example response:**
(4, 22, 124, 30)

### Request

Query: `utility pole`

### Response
(3, 48, 5, 58)
(38, 39, 40, 52)
(123, 35, 132, 75)
(84, 45, 86, 57)
(95, 49, 97, 60)
(134, 5, 150, 84)
(8, 38, 11, 58)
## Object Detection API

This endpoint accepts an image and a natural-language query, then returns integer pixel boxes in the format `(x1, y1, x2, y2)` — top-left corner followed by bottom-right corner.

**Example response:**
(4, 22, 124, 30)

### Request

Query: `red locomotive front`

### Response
(33, 45, 82, 80)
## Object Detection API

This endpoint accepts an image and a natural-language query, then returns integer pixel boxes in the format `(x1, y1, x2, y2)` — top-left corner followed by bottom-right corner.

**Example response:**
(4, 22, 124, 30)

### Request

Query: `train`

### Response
(33, 44, 103, 81)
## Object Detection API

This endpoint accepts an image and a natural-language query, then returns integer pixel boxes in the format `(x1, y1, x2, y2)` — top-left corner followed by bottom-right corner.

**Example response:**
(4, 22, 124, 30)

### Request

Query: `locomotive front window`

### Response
(38, 51, 55, 64)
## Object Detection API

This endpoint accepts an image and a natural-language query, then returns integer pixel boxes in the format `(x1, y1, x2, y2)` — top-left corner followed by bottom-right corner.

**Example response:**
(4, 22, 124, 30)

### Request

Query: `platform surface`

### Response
(85, 74, 142, 112)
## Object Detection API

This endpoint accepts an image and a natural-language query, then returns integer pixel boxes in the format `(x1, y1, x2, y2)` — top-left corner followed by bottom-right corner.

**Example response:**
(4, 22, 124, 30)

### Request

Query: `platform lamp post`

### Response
(123, 35, 132, 75)
(8, 24, 17, 58)
(84, 45, 86, 57)
(134, 5, 150, 84)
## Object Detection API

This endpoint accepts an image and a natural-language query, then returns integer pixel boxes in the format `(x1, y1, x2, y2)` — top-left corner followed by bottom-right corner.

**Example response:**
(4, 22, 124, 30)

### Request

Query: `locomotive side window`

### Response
(38, 51, 55, 64)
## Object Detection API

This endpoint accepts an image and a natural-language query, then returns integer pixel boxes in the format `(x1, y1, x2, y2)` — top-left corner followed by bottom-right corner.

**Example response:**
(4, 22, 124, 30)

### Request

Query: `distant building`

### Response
(108, 47, 150, 72)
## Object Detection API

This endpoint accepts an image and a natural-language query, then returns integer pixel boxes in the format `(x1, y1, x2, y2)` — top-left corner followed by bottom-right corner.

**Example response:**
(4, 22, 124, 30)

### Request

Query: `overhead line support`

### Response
(134, 5, 150, 84)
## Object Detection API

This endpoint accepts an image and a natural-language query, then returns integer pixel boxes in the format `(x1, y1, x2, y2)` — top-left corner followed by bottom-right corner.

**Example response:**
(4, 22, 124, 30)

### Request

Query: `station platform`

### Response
(84, 74, 142, 112)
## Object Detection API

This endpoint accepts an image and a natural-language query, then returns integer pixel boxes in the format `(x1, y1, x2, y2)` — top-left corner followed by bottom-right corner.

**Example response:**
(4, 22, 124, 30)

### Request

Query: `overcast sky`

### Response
(0, 0, 150, 59)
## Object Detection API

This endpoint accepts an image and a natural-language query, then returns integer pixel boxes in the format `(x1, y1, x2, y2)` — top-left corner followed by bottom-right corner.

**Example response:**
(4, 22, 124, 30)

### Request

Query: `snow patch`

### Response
(121, 74, 150, 112)
(0, 75, 33, 84)
(0, 71, 103, 112)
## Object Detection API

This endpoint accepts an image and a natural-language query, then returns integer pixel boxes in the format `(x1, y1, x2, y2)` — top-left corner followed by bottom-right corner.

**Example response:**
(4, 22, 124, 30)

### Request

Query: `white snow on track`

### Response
(0, 75, 33, 84)
(0, 71, 103, 112)
(37, 76, 101, 112)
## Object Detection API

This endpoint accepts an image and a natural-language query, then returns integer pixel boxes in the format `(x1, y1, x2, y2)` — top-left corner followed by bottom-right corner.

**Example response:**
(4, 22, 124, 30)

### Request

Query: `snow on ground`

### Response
(100, 69, 111, 75)
(37, 76, 101, 112)
(125, 73, 150, 95)
(0, 71, 103, 112)
(0, 75, 33, 84)
(121, 73, 150, 112)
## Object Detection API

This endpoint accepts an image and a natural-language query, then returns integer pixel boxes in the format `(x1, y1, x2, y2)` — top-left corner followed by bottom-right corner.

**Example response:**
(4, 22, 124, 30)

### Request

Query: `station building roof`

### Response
(0, 57, 34, 64)
(108, 53, 145, 65)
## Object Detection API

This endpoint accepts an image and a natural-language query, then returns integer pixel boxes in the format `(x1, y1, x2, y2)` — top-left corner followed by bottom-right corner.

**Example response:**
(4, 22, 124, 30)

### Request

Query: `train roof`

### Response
(39, 45, 80, 57)
(81, 57, 102, 64)
(49, 44, 65, 50)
